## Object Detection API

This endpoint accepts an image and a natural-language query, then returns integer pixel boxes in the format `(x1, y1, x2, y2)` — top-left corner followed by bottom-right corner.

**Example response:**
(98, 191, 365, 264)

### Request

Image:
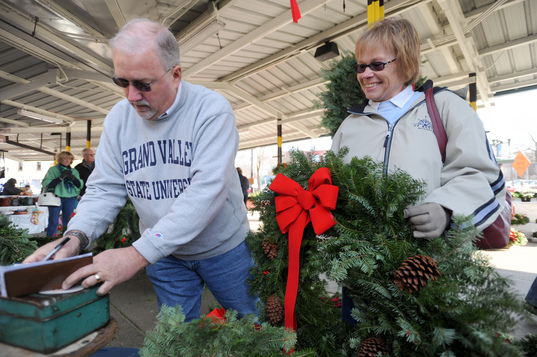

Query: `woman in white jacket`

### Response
(331, 17, 506, 325)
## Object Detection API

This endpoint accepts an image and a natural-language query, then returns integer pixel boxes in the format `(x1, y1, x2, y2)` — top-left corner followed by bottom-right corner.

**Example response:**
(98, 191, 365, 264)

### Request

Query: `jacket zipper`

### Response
(383, 123, 395, 174)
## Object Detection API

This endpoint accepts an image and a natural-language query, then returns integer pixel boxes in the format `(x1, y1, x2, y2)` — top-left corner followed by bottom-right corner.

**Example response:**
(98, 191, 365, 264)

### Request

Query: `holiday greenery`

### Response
(0, 214, 39, 264)
(92, 199, 140, 253)
(139, 305, 312, 356)
(246, 149, 528, 356)
(315, 51, 365, 137)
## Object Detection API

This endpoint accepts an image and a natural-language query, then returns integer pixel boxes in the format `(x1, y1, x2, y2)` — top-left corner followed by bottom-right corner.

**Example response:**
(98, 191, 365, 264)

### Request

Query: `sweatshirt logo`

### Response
(155, 233, 163, 238)
(413, 117, 433, 132)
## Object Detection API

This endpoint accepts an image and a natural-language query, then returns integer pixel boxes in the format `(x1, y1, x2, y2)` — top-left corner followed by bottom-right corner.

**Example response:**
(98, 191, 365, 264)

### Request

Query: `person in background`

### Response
(236, 167, 250, 205)
(41, 151, 83, 237)
(25, 18, 258, 323)
(330, 18, 506, 324)
(23, 185, 33, 195)
(525, 277, 537, 315)
(74, 148, 95, 197)
(1, 178, 24, 195)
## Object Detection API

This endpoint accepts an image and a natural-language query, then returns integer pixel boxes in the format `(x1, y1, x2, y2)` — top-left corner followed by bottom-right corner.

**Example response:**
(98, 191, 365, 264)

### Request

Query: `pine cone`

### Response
(262, 238, 279, 260)
(266, 294, 284, 325)
(393, 254, 441, 294)
(358, 337, 388, 357)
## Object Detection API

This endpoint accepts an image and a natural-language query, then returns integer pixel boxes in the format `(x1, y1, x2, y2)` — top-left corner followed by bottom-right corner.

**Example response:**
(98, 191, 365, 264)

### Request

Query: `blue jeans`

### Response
(146, 241, 259, 322)
(342, 286, 357, 326)
(46, 197, 77, 237)
(526, 276, 537, 307)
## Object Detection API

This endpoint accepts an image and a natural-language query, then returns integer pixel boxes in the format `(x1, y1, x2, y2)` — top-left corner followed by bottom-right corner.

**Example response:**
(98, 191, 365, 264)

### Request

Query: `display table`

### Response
(0, 317, 119, 357)
(0, 205, 48, 234)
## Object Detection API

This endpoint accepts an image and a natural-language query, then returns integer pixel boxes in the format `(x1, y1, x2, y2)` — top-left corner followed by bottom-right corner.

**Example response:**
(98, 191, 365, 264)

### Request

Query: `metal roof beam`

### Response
(183, 0, 328, 79)
(436, 0, 490, 104)
(0, 70, 57, 101)
(220, 0, 425, 82)
(478, 34, 537, 58)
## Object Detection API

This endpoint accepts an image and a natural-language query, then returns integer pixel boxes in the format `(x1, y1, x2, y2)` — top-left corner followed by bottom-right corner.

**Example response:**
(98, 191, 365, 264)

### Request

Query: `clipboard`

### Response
(0, 253, 93, 298)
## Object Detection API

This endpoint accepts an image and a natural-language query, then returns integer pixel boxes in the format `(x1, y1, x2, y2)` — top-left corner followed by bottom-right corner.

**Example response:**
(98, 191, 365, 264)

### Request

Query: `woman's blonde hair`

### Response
(56, 151, 75, 163)
(355, 18, 421, 86)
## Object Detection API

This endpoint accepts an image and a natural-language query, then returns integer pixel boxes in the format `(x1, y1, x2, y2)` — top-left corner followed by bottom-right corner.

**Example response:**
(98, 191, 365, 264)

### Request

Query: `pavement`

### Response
(99, 202, 537, 351)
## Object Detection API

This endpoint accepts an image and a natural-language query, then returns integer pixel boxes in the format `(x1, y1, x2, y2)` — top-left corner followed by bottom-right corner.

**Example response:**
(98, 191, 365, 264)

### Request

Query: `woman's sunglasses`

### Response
(112, 68, 173, 92)
(353, 58, 396, 73)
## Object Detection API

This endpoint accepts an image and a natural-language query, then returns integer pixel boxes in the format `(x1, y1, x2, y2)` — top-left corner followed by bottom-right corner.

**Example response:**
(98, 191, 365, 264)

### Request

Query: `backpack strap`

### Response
(426, 87, 447, 163)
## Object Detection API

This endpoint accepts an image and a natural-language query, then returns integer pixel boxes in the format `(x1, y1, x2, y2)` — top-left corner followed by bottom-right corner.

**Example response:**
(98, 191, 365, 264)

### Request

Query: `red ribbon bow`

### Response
(269, 167, 338, 332)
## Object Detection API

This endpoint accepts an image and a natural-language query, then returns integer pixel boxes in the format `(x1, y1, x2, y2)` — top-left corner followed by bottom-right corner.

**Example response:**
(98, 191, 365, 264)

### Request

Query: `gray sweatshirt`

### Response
(68, 81, 249, 264)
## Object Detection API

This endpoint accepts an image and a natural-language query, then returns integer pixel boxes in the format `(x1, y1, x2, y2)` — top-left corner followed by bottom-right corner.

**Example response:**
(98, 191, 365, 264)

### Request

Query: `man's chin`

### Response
(136, 110, 156, 120)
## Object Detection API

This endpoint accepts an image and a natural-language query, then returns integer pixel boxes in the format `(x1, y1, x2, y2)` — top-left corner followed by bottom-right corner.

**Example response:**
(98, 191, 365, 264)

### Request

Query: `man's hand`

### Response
(403, 202, 451, 239)
(23, 237, 80, 263)
(62, 246, 149, 296)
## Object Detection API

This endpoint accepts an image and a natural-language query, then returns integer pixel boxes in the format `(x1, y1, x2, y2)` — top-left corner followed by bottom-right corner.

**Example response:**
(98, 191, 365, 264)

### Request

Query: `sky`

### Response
(478, 88, 537, 157)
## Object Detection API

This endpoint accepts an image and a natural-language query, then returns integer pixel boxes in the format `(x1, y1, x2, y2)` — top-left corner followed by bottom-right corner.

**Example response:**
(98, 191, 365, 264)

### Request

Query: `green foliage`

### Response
(139, 305, 313, 357)
(0, 214, 39, 264)
(247, 150, 527, 356)
(93, 199, 140, 253)
(314, 51, 365, 137)
(512, 334, 537, 356)
(511, 213, 530, 225)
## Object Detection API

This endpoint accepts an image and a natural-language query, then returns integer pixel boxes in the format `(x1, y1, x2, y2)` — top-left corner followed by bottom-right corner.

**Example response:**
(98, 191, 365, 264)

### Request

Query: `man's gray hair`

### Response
(109, 18, 180, 70)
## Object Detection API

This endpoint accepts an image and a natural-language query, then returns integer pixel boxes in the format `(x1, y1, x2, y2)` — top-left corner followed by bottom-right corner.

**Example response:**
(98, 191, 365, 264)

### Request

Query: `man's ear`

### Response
(172, 65, 182, 84)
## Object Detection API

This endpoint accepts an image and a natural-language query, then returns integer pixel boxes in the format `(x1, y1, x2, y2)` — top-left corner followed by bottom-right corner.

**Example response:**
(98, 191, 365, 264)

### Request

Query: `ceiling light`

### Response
(18, 109, 65, 124)
(314, 42, 340, 62)
(177, 19, 225, 55)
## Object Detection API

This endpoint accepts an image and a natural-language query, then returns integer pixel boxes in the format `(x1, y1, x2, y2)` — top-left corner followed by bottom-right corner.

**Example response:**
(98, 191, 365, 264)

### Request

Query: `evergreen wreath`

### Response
(247, 149, 527, 356)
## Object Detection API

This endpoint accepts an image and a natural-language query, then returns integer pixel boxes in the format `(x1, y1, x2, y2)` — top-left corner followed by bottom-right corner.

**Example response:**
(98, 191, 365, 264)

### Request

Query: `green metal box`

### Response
(0, 286, 109, 354)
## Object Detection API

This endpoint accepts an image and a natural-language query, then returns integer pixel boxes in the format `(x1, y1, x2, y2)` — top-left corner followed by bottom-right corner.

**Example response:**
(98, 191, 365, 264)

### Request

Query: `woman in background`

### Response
(1, 178, 24, 195)
(42, 151, 83, 237)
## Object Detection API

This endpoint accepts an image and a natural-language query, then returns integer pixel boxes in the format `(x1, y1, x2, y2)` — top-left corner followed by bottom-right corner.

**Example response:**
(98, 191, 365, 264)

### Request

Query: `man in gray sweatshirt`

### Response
(25, 18, 258, 322)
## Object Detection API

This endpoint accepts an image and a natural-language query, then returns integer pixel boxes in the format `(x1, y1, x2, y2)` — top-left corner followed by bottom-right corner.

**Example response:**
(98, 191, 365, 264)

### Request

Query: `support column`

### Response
(469, 73, 477, 111)
(277, 118, 282, 165)
(66, 131, 71, 152)
(86, 120, 91, 148)
(367, 0, 384, 27)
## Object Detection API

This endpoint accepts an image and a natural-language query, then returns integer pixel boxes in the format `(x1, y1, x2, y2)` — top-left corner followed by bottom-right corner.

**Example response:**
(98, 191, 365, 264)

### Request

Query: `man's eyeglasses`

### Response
(112, 68, 173, 92)
(353, 58, 396, 73)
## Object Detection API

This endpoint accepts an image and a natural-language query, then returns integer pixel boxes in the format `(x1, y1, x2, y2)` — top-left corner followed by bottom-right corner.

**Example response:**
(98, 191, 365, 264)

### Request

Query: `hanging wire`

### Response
(343, 0, 346, 12)
(31, 17, 39, 37)
(216, 32, 222, 49)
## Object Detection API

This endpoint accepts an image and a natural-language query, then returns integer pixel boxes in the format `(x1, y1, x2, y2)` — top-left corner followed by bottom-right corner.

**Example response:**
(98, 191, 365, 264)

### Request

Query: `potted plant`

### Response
(512, 188, 536, 202)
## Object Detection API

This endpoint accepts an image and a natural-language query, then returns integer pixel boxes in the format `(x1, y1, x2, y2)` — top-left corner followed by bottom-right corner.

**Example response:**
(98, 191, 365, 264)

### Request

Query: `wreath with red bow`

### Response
(247, 149, 526, 356)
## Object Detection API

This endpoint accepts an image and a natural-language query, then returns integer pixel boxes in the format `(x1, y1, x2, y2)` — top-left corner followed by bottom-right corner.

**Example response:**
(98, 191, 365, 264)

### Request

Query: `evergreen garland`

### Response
(139, 305, 312, 356)
(247, 149, 527, 356)
(0, 214, 39, 264)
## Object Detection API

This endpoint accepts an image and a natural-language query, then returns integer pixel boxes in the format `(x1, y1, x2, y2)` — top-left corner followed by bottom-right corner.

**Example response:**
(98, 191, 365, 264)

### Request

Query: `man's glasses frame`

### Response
(112, 67, 174, 92)
(353, 58, 396, 74)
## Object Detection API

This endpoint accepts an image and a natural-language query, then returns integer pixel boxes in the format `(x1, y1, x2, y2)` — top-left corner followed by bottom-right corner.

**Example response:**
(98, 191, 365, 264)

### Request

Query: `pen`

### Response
(42, 237, 71, 261)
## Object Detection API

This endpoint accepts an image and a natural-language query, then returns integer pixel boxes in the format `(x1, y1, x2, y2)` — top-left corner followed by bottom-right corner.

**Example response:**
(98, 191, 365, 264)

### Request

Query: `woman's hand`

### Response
(404, 202, 451, 239)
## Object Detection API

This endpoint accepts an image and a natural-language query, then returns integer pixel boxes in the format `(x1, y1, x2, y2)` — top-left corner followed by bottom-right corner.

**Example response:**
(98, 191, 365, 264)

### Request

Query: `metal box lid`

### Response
(0, 285, 103, 320)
